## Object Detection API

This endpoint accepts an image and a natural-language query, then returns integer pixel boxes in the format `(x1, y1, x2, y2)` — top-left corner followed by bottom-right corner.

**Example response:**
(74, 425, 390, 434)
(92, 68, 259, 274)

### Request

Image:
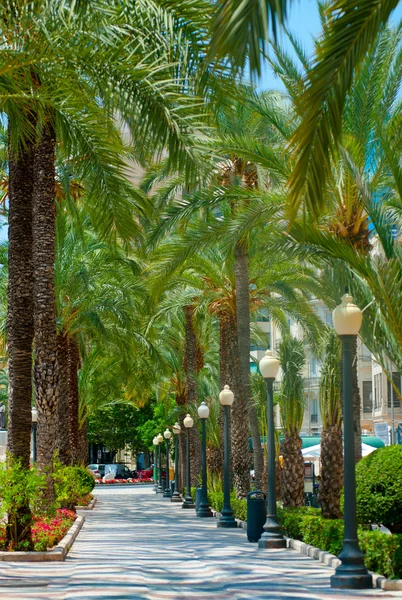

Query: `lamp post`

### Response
(153, 437, 158, 491)
(331, 293, 372, 589)
(32, 407, 38, 463)
(163, 428, 172, 498)
(171, 422, 182, 502)
(217, 385, 236, 528)
(182, 414, 195, 509)
(156, 433, 164, 493)
(258, 350, 286, 549)
(197, 401, 213, 517)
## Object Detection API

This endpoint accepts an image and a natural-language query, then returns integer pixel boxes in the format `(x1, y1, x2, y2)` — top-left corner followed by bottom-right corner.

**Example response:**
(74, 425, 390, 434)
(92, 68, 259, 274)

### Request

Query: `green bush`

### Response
(302, 515, 344, 556)
(356, 445, 402, 533)
(278, 506, 402, 580)
(53, 463, 94, 509)
(359, 530, 402, 580)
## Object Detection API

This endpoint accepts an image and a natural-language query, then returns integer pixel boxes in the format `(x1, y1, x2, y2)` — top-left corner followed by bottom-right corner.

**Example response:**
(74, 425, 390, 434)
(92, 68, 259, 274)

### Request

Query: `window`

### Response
(387, 372, 401, 408)
(374, 374, 382, 410)
(363, 381, 372, 413)
(361, 344, 371, 362)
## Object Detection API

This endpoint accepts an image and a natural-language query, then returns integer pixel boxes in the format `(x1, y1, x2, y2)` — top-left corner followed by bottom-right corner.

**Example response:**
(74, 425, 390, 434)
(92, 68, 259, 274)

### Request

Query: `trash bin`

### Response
(195, 486, 202, 513)
(246, 490, 266, 542)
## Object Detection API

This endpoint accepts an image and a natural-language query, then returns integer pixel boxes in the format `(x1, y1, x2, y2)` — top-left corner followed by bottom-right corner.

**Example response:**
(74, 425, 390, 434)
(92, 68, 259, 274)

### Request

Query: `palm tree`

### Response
(278, 336, 305, 508)
(318, 328, 343, 519)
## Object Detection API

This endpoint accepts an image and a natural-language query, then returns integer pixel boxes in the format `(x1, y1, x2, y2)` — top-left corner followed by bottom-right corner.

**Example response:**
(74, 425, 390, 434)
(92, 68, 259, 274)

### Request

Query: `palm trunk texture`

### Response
(33, 121, 58, 508)
(319, 424, 343, 518)
(234, 243, 262, 493)
(67, 336, 80, 465)
(56, 332, 70, 465)
(184, 305, 201, 485)
(281, 430, 304, 507)
(6, 122, 35, 548)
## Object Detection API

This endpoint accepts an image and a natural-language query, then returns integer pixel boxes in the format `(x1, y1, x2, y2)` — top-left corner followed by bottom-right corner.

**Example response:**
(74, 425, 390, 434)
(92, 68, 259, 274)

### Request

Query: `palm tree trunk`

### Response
(67, 336, 80, 465)
(281, 428, 304, 507)
(352, 337, 362, 463)
(6, 122, 35, 548)
(33, 120, 58, 508)
(56, 332, 70, 465)
(77, 416, 89, 465)
(234, 243, 262, 492)
(319, 424, 343, 518)
(226, 311, 250, 498)
(183, 305, 201, 485)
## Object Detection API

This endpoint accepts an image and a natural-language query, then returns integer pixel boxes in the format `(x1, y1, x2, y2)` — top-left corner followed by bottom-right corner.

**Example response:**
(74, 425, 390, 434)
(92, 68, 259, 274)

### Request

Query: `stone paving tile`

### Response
(0, 487, 400, 600)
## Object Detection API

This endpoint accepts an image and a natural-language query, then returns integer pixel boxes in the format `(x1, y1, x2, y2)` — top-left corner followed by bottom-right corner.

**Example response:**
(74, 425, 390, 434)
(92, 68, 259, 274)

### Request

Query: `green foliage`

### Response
(278, 336, 305, 433)
(356, 446, 402, 533)
(278, 507, 402, 579)
(53, 462, 94, 509)
(0, 458, 44, 549)
(359, 530, 402, 580)
(319, 328, 341, 428)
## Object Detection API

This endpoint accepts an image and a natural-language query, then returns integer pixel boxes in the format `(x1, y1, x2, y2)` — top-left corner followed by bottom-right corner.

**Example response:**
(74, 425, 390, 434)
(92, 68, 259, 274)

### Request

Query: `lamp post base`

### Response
(331, 545, 373, 589)
(197, 503, 213, 518)
(163, 489, 171, 498)
(182, 495, 195, 509)
(156, 485, 164, 494)
(171, 491, 182, 503)
(217, 507, 237, 528)
(258, 515, 286, 549)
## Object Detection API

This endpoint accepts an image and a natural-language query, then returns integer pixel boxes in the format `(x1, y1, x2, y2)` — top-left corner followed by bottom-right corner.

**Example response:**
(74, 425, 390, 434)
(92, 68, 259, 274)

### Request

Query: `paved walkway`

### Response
(0, 487, 401, 599)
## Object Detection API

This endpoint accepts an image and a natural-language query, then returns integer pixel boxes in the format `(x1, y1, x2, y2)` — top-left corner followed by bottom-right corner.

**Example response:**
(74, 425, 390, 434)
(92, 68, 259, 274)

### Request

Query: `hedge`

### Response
(277, 507, 402, 580)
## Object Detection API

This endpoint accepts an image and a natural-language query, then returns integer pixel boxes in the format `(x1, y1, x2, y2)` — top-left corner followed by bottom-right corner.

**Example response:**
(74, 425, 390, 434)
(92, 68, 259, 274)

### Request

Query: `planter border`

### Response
(211, 508, 402, 591)
(76, 496, 97, 510)
(0, 514, 85, 562)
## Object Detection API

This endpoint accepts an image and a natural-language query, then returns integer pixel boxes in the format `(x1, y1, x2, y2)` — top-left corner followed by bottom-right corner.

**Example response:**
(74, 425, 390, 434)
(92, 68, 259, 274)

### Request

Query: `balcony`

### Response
(310, 414, 318, 424)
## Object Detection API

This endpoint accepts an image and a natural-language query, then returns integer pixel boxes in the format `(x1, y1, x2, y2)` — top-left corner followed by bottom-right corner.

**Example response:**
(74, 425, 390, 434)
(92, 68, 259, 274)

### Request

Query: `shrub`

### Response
(0, 458, 44, 549)
(277, 506, 320, 541)
(302, 515, 344, 556)
(53, 463, 94, 509)
(356, 445, 402, 533)
(359, 530, 402, 580)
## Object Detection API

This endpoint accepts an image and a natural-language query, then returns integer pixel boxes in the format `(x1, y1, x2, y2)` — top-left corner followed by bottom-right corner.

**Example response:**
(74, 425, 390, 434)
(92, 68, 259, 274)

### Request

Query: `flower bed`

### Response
(76, 493, 94, 506)
(95, 478, 153, 484)
(0, 508, 77, 552)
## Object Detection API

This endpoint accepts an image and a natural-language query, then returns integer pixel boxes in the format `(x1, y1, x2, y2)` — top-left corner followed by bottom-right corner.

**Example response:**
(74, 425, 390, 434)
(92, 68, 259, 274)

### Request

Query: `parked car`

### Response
(87, 464, 106, 478)
(87, 463, 135, 480)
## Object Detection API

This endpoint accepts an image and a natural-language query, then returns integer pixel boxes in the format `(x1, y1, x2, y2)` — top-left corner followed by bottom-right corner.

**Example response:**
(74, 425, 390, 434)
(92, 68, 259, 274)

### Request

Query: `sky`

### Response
(1, 0, 401, 242)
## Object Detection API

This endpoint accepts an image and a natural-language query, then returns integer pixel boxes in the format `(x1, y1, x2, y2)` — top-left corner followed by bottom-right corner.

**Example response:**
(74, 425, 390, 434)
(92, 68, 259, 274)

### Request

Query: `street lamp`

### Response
(182, 414, 195, 509)
(171, 422, 182, 502)
(197, 401, 213, 517)
(258, 350, 286, 549)
(32, 407, 38, 463)
(331, 293, 372, 589)
(152, 437, 158, 491)
(156, 433, 164, 493)
(217, 385, 236, 528)
(163, 428, 172, 498)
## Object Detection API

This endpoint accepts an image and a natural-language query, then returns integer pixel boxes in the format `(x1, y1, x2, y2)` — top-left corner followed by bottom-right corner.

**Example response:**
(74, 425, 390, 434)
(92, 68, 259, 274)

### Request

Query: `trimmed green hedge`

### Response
(277, 507, 402, 580)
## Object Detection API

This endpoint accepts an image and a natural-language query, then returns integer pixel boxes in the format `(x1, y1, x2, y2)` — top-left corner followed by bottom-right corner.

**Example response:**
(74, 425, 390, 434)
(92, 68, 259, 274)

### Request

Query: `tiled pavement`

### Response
(0, 487, 401, 600)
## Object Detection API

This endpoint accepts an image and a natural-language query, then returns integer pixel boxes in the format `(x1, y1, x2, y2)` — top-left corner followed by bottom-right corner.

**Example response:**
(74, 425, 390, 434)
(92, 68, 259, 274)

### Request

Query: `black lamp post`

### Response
(153, 436, 158, 491)
(156, 433, 164, 493)
(217, 385, 236, 528)
(197, 401, 213, 517)
(258, 350, 286, 549)
(32, 407, 38, 463)
(331, 293, 372, 589)
(182, 414, 195, 509)
(163, 428, 172, 498)
(171, 422, 182, 502)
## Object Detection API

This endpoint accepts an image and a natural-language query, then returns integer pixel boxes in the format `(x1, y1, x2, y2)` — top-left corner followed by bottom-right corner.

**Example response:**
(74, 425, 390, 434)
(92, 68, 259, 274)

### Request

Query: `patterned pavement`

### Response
(0, 486, 401, 600)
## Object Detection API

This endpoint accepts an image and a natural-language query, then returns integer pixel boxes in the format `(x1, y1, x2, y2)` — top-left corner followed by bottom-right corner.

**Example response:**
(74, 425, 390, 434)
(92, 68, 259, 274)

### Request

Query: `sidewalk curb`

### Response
(76, 496, 97, 510)
(285, 536, 402, 591)
(0, 515, 85, 562)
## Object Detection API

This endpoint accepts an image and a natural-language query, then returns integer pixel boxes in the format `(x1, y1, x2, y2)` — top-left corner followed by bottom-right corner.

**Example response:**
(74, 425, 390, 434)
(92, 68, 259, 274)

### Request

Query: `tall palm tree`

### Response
(318, 328, 343, 519)
(278, 336, 305, 508)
